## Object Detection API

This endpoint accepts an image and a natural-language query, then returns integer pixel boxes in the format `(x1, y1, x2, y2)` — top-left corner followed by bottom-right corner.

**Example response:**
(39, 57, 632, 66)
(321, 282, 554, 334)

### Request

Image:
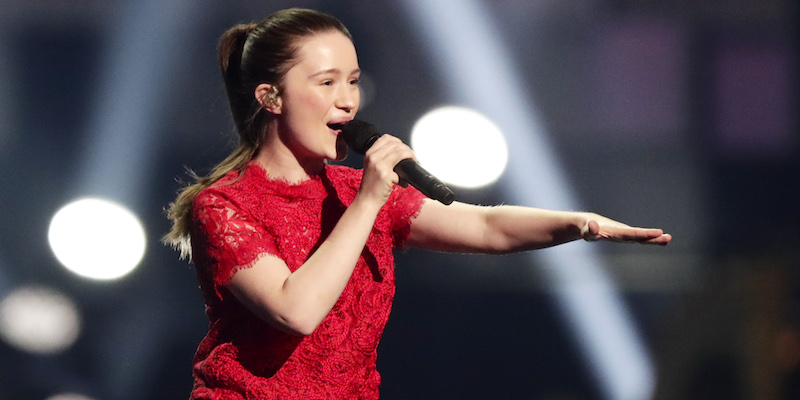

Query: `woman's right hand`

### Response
(355, 134, 417, 206)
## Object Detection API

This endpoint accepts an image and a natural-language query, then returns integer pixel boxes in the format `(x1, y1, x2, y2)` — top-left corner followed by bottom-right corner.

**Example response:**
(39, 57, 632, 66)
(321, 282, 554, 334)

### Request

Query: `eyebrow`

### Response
(309, 68, 361, 78)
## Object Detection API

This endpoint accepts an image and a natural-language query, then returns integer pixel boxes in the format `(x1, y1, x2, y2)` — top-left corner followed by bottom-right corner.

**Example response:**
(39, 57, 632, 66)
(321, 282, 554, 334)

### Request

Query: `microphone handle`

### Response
(395, 159, 455, 205)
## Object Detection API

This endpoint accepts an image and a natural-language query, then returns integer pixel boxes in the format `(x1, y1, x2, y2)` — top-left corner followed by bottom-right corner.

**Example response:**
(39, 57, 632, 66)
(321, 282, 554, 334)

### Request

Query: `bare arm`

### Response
(227, 135, 415, 336)
(406, 200, 671, 254)
(227, 197, 381, 336)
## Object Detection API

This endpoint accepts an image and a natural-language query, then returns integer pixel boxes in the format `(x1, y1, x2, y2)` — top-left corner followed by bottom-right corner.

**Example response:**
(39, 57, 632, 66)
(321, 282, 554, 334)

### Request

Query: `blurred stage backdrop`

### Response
(0, 0, 797, 399)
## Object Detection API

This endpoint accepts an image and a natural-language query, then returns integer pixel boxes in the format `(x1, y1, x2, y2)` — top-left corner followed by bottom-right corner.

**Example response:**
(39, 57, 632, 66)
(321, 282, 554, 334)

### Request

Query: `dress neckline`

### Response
(244, 161, 329, 200)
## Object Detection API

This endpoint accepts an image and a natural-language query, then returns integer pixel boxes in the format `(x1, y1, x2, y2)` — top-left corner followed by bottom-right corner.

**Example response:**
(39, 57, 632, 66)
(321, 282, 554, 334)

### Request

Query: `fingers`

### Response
(366, 135, 416, 164)
(357, 135, 416, 204)
(626, 227, 664, 240)
(582, 219, 672, 246)
(624, 228, 671, 245)
(364, 135, 415, 181)
(643, 232, 672, 246)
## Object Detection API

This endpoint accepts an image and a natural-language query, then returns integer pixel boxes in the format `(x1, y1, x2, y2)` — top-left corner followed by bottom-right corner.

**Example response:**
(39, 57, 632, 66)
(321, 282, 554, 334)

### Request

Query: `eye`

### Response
(321, 80, 333, 86)
(349, 78, 360, 85)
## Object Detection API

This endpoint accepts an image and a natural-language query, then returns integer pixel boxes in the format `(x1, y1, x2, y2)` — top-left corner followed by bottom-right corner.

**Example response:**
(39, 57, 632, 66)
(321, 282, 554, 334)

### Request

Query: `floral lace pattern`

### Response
(188, 162, 425, 400)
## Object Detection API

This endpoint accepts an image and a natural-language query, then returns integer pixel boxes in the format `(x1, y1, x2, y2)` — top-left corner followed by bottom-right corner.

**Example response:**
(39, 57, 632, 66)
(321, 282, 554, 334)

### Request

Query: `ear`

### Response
(254, 83, 282, 114)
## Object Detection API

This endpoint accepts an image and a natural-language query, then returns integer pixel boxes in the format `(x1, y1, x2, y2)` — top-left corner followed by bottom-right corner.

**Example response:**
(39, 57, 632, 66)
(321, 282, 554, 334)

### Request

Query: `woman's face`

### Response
(276, 31, 360, 163)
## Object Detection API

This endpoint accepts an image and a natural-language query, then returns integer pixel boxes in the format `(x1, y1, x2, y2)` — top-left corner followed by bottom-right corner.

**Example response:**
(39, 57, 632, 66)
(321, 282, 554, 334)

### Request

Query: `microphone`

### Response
(338, 119, 455, 205)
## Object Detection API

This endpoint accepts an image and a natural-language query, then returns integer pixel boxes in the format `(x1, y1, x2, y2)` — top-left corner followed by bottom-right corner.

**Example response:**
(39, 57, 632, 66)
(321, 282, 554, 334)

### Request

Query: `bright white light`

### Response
(46, 393, 97, 400)
(0, 285, 81, 354)
(48, 198, 146, 280)
(410, 106, 508, 188)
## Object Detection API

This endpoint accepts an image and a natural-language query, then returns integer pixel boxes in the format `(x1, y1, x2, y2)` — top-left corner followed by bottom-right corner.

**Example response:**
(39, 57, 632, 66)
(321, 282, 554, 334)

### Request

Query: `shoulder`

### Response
(191, 167, 252, 216)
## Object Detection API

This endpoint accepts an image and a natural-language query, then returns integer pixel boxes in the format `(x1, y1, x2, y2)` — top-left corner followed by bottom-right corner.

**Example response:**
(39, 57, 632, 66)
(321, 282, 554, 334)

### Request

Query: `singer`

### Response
(163, 8, 671, 400)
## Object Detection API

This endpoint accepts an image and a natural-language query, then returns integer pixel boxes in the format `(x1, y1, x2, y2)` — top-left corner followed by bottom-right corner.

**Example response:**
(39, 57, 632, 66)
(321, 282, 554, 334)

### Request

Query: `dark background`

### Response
(0, 0, 797, 399)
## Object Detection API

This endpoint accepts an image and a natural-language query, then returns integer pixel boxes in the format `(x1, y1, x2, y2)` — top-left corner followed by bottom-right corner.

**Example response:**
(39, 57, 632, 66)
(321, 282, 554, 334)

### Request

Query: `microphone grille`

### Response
(341, 119, 382, 154)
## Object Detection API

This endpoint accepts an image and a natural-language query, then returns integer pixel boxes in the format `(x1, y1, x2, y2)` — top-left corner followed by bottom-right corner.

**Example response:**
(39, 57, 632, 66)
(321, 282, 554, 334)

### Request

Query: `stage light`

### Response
(0, 285, 81, 355)
(48, 198, 146, 280)
(410, 106, 508, 188)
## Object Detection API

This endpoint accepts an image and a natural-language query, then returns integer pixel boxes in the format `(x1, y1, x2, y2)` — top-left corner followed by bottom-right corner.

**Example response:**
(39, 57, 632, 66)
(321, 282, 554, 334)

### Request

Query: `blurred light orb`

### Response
(357, 71, 377, 110)
(410, 106, 508, 188)
(48, 198, 146, 280)
(0, 285, 81, 354)
(46, 393, 97, 400)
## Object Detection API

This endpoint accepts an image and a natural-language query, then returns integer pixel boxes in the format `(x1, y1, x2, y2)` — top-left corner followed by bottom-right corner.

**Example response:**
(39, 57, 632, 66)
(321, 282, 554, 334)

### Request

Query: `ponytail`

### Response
(162, 23, 260, 258)
(218, 23, 262, 140)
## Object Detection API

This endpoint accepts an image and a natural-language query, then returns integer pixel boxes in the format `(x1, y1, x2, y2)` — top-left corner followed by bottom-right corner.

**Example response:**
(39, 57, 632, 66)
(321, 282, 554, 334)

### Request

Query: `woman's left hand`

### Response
(580, 214, 672, 245)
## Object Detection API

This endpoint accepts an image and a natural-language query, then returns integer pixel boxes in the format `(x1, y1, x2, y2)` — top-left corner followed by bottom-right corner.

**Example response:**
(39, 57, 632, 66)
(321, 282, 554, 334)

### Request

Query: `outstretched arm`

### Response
(405, 200, 671, 254)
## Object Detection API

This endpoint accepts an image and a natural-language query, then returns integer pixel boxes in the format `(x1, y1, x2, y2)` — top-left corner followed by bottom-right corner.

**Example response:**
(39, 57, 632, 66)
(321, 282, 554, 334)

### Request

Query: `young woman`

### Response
(164, 8, 671, 400)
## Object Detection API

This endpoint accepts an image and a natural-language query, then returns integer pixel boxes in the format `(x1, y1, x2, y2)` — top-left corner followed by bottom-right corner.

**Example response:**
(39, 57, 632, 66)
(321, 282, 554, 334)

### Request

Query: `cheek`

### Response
(301, 90, 330, 112)
(284, 88, 327, 116)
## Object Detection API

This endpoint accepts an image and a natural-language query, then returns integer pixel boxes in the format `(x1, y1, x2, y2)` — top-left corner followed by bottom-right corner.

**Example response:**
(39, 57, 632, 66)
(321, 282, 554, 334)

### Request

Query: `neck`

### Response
(254, 126, 325, 183)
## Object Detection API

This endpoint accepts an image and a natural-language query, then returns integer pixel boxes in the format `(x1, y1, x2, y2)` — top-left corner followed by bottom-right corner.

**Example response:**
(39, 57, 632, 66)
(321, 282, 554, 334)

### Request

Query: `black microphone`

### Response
(338, 119, 455, 205)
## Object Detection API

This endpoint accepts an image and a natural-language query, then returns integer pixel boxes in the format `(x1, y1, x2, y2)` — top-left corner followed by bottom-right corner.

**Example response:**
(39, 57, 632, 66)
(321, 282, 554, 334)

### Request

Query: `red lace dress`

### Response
(188, 161, 425, 400)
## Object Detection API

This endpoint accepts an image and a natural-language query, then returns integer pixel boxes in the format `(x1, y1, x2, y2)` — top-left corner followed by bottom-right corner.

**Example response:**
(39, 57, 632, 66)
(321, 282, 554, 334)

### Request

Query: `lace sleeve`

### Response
(386, 185, 426, 249)
(191, 189, 280, 289)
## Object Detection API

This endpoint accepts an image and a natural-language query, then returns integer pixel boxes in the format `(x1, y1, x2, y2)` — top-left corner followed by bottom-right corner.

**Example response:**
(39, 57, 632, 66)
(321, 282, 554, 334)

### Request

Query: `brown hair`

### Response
(163, 8, 351, 258)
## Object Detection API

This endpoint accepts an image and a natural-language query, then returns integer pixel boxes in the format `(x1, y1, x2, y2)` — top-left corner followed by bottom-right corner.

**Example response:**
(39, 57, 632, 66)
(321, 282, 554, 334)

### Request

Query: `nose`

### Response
(336, 84, 359, 113)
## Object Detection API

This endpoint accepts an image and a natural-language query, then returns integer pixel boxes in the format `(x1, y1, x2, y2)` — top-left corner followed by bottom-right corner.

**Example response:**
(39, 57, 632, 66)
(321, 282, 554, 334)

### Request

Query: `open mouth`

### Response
(327, 122, 345, 131)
